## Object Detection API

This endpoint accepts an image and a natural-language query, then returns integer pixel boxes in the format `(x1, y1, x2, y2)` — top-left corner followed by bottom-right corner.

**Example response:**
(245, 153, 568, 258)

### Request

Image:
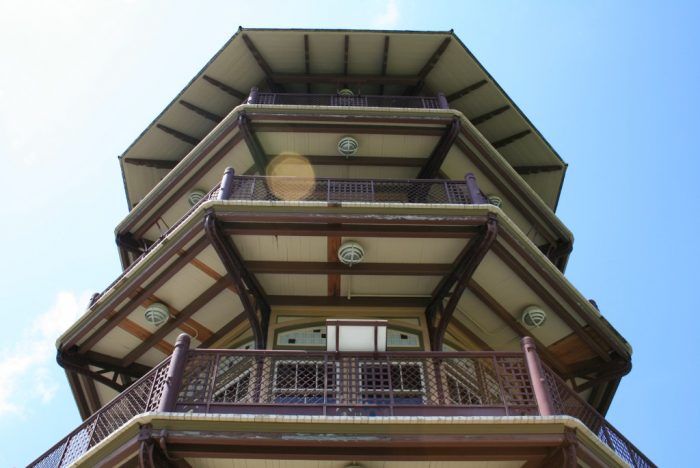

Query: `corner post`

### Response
(437, 92, 449, 109)
(157, 333, 191, 412)
(248, 86, 259, 104)
(218, 167, 235, 201)
(521, 336, 555, 416)
(465, 173, 487, 204)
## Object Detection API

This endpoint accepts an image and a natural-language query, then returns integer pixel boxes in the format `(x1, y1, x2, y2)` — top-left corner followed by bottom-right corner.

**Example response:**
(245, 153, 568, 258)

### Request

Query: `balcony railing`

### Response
(31, 337, 654, 468)
(248, 88, 448, 110)
(223, 175, 487, 205)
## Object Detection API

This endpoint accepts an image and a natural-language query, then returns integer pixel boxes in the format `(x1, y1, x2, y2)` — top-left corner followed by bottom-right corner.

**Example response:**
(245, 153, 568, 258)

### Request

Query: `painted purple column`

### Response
(248, 86, 259, 104)
(157, 333, 191, 413)
(437, 92, 449, 109)
(465, 173, 488, 204)
(520, 336, 555, 416)
(218, 167, 235, 201)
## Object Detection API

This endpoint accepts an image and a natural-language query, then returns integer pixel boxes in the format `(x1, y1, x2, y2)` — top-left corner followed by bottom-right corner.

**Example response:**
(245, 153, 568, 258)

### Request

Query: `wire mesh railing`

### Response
(226, 176, 482, 205)
(254, 92, 445, 109)
(29, 358, 171, 468)
(542, 364, 655, 468)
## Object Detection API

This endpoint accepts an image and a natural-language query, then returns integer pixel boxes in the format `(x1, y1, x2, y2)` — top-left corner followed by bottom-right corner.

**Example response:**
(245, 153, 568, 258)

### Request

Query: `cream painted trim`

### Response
(70, 412, 629, 468)
(116, 104, 571, 244)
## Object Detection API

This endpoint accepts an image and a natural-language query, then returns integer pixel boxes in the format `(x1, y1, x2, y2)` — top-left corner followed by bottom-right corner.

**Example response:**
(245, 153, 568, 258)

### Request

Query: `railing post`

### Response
(520, 336, 555, 416)
(218, 167, 235, 201)
(437, 92, 449, 109)
(465, 173, 488, 204)
(158, 333, 191, 412)
(248, 86, 259, 104)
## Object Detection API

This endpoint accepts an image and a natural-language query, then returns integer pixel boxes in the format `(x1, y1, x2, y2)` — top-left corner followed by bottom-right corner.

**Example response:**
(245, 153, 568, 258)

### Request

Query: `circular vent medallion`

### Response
(144, 302, 170, 327)
(487, 195, 503, 207)
(521, 306, 547, 328)
(337, 88, 355, 96)
(338, 241, 365, 266)
(337, 136, 359, 158)
(188, 189, 207, 207)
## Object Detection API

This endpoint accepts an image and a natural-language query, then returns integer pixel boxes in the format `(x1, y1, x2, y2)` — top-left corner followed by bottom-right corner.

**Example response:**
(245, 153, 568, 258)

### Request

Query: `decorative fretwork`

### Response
(254, 92, 443, 109)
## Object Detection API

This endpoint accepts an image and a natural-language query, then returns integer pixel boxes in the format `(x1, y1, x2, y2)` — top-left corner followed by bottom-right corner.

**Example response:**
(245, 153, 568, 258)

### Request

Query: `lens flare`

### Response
(266, 152, 316, 201)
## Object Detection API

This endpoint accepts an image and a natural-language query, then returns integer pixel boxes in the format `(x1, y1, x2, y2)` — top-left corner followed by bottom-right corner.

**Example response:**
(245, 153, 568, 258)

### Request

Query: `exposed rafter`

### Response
(121, 276, 232, 366)
(405, 37, 451, 95)
(470, 105, 511, 126)
(268, 295, 431, 308)
(379, 35, 390, 95)
(269, 73, 418, 86)
(202, 75, 247, 100)
(242, 34, 279, 90)
(204, 212, 269, 349)
(122, 157, 178, 170)
(417, 118, 460, 179)
(446, 79, 487, 102)
(303, 34, 311, 93)
(492, 130, 532, 149)
(294, 155, 426, 167)
(513, 164, 564, 175)
(199, 312, 249, 348)
(155, 124, 201, 146)
(239, 114, 268, 173)
(76, 237, 209, 353)
(178, 100, 223, 123)
(246, 261, 452, 276)
(58, 350, 151, 392)
(426, 215, 498, 351)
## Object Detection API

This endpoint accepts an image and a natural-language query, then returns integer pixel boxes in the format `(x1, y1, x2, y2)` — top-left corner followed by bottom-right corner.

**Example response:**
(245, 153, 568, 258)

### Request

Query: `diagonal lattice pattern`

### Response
(255, 93, 441, 109)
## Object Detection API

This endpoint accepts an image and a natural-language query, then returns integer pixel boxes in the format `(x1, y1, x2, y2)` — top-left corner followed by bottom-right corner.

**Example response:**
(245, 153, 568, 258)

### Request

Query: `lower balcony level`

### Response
(32, 338, 653, 468)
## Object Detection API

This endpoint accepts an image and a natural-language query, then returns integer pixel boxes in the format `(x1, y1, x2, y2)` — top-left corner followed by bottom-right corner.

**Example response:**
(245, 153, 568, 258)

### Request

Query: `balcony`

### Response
(248, 88, 449, 110)
(32, 337, 653, 468)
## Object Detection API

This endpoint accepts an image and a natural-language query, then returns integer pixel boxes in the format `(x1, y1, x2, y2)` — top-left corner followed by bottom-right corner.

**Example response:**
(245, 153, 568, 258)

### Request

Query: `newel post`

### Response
(158, 333, 191, 413)
(465, 173, 488, 204)
(218, 167, 235, 201)
(520, 336, 554, 416)
(437, 92, 449, 109)
(248, 86, 259, 104)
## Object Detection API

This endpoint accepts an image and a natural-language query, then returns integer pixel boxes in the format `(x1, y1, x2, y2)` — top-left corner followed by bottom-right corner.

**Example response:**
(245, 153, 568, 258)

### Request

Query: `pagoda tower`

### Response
(31, 29, 653, 467)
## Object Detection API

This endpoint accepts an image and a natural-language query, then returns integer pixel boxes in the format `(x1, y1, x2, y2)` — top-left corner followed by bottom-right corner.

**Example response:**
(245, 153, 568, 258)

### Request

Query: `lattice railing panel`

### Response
(255, 93, 442, 109)
(227, 176, 477, 205)
(29, 358, 171, 468)
(542, 365, 654, 468)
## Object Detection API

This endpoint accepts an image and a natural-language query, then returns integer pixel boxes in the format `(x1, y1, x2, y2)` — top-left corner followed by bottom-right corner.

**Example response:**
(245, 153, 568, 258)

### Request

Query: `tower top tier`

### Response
(119, 28, 567, 211)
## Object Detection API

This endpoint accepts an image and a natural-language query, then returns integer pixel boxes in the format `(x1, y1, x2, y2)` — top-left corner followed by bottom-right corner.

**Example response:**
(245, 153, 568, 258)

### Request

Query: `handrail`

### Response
(31, 344, 653, 468)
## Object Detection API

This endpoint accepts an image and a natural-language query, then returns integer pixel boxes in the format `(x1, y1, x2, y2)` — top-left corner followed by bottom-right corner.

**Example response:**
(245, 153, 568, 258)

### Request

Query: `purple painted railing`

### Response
(30, 339, 654, 468)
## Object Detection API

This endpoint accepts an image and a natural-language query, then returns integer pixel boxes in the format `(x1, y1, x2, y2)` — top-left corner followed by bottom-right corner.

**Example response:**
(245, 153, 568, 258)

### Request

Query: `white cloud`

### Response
(0, 291, 90, 417)
(373, 0, 400, 28)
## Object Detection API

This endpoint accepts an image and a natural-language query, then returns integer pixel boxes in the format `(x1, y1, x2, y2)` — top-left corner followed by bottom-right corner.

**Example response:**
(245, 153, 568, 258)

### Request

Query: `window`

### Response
(359, 361, 425, 404)
(272, 360, 336, 404)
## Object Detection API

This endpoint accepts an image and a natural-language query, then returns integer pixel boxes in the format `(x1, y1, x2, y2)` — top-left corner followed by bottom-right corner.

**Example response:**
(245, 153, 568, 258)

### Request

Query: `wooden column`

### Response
(157, 333, 191, 412)
(521, 336, 555, 416)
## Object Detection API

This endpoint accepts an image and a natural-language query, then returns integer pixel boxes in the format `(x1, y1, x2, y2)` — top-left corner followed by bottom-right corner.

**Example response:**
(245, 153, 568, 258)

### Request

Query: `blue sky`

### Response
(0, 1, 697, 466)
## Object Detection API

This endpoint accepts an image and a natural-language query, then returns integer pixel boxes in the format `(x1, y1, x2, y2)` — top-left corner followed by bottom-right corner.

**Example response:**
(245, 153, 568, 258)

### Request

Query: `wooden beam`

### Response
(343, 35, 349, 84)
(270, 73, 418, 86)
(178, 100, 223, 123)
(119, 318, 173, 355)
(204, 213, 269, 348)
(327, 236, 341, 297)
(254, 121, 445, 136)
(405, 37, 451, 95)
(239, 114, 268, 173)
(77, 237, 208, 353)
(379, 35, 390, 95)
(446, 79, 487, 102)
(427, 215, 498, 350)
(121, 276, 232, 366)
(223, 222, 479, 239)
(199, 312, 248, 348)
(468, 278, 570, 376)
(241, 34, 277, 90)
(268, 295, 431, 308)
(246, 261, 452, 276)
(304, 34, 311, 93)
(155, 124, 201, 146)
(470, 105, 511, 126)
(513, 164, 563, 175)
(492, 130, 532, 149)
(297, 155, 426, 167)
(417, 118, 460, 179)
(202, 75, 247, 100)
(122, 157, 178, 170)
